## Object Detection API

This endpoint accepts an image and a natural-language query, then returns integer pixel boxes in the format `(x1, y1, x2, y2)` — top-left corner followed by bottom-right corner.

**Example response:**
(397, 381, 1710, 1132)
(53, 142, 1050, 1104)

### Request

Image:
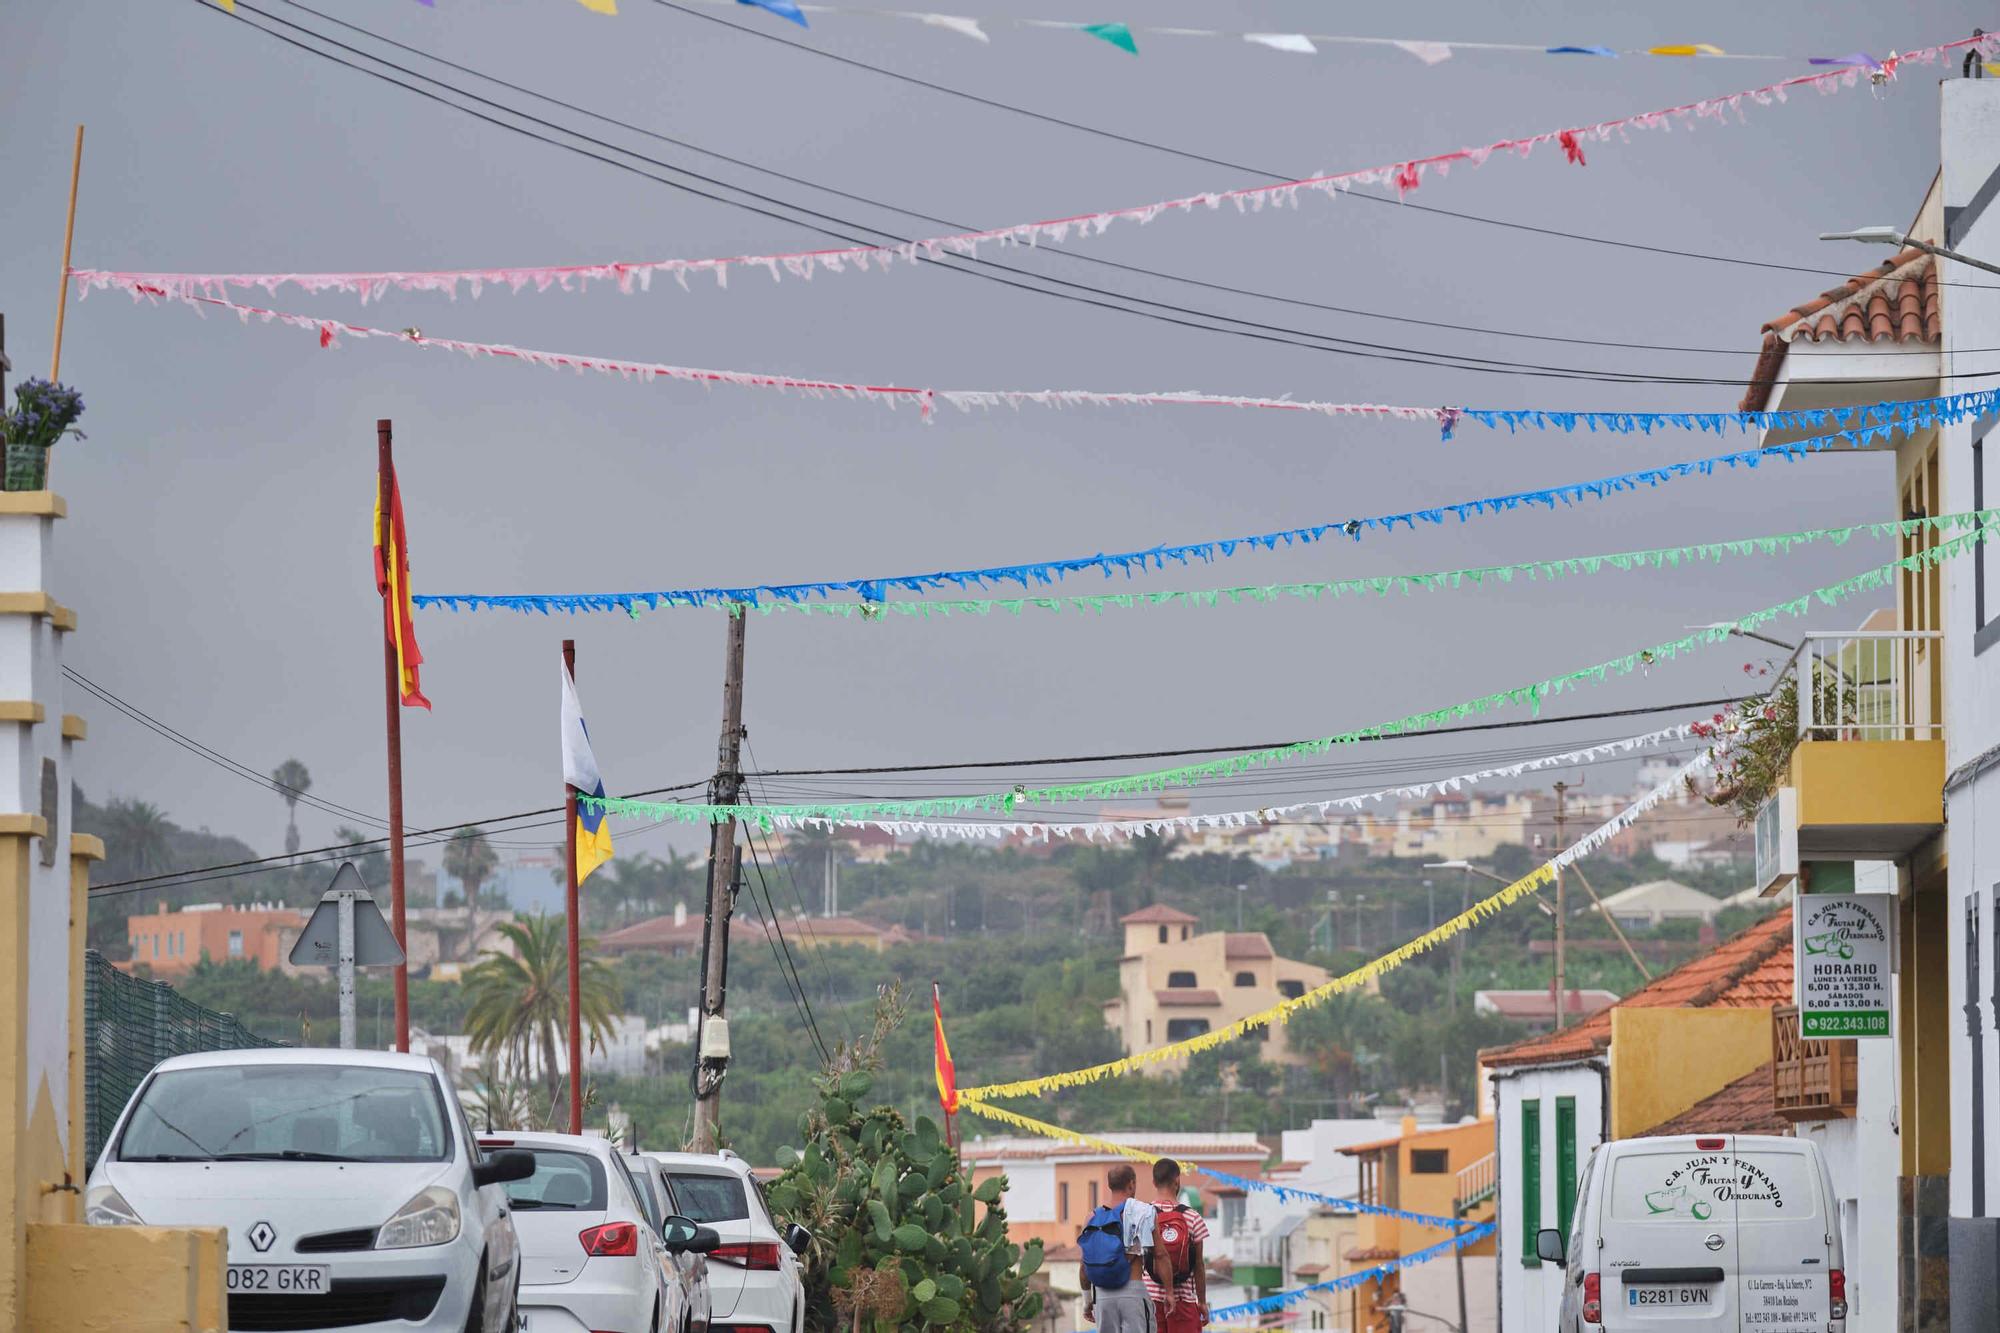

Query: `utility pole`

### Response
(691, 611, 747, 1152)
(563, 640, 582, 1135)
(378, 420, 411, 1053)
(1552, 778, 1581, 1030)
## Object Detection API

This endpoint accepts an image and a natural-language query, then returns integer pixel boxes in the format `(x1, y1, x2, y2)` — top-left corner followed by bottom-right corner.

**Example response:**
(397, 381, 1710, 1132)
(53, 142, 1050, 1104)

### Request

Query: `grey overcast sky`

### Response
(1, 1, 1983, 885)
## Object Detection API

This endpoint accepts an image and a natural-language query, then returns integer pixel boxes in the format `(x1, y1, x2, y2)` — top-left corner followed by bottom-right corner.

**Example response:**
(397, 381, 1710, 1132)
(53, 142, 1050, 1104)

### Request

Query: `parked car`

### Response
(627, 1152, 714, 1333)
(1537, 1133, 1846, 1333)
(484, 1131, 718, 1333)
(84, 1048, 532, 1333)
(644, 1149, 809, 1333)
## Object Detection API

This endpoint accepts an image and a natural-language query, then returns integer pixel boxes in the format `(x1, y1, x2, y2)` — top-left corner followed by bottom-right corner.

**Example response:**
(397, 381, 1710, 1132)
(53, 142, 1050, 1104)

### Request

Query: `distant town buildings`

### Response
(1101, 905, 1330, 1072)
(121, 902, 303, 977)
(596, 901, 923, 957)
(1591, 878, 1726, 930)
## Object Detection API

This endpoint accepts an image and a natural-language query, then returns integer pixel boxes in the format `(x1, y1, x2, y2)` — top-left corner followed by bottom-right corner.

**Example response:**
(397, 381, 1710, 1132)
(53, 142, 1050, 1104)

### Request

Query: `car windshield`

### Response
(668, 1171, 750, 1222)
(118, 1063, 449, 1163)
(504, 1149, 608, 1211)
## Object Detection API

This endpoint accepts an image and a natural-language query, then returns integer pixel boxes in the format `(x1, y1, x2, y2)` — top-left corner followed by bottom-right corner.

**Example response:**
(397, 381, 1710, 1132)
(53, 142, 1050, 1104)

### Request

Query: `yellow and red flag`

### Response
(933, 982, 958, 1117)
(373, 465, 431, 710)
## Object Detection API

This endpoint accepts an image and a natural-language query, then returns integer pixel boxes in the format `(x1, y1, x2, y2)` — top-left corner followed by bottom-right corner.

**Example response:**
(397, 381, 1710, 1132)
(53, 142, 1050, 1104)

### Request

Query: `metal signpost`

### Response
(288, 862, 407, 1049)
(1795, 891, 1895, 1038)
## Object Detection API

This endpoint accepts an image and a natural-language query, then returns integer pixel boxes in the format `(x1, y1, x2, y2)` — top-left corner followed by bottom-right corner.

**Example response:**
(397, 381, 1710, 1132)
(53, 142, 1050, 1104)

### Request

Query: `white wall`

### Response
(1001, 1157, 1056, 1224)
(1491, 1063, 1604, 1333)
(1793, 1032, 1899, 1332)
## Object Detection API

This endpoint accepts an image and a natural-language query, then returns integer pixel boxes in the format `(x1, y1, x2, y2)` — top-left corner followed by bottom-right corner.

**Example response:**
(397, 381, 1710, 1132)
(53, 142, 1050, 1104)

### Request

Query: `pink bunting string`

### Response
(123, 284, 1449, 425)
(69, 34, 1990, 307)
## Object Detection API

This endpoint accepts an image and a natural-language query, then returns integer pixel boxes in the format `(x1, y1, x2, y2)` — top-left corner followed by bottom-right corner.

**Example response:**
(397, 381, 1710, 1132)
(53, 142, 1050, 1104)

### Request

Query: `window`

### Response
(1219, 1195, 1245, 1234)
(666, 1171, 750, 1222)
(1277, 980, 1305, 999)
(1521, 1099, 1542, 1267)
(227, 930, 244, 959)
(1234, 971, 1257, 987)
(1410, 1149, 1449, 1174)
(1060, 1182, 1070, 1222)
(1556, 1097, 1578, 1240)
(1089, 1181, 1100, 1210)
(1166, 971, 1199, 989)
(119, 1063, 449, 1163)
(504, 1149, 609, 1210)
(1166, 1018, 1211, 1041)
(1159, 926, 1169, 944)
(1181, 927, 1191, 940)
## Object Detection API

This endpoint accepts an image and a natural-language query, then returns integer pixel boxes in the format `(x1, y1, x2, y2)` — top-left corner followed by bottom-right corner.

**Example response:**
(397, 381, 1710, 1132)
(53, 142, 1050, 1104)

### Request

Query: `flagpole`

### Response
(564, 639, 584, 1135)
(378, 419, 410, 1054)
(49, 125, 83, 382)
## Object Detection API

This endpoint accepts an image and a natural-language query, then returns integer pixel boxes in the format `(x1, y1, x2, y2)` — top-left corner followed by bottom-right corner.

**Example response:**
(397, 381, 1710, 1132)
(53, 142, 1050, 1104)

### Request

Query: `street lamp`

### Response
(1820, 225, 2000, 278)
(1685, 622, 1800, 654)
(1422, 859, 1510, 886)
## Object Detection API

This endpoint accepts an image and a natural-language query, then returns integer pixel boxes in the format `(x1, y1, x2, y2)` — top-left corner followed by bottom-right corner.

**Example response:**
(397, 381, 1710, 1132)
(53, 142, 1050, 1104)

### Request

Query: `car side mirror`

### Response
(473, 1150, 535, 1189)
(784, 1223, 811, 1256)
(661, 1216, 722, 1254)
(1535, 1228, 1566, 1265)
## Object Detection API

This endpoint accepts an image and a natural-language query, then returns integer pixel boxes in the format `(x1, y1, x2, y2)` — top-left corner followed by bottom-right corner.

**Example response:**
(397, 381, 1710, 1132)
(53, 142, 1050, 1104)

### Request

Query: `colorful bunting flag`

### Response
(575, 0, 619, 13)
(1245, 33, 1317, 55)
(918, 13, 987, 42)
(1081, 21, 1137, 54)
(1547, 44, 1618, 56)
(738, 0, 808, 27)
(1394, 39, 1454, 64)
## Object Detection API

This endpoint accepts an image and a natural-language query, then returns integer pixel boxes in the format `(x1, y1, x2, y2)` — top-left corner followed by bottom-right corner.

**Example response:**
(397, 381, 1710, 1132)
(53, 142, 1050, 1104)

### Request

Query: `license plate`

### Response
(1629, 1285, 1713, 1307)
(227, 1264, 330, 1294)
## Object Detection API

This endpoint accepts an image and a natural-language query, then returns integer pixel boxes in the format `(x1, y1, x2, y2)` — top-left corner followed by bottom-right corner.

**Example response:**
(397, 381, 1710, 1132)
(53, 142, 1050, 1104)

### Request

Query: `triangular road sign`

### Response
(288, 861, 407, 967)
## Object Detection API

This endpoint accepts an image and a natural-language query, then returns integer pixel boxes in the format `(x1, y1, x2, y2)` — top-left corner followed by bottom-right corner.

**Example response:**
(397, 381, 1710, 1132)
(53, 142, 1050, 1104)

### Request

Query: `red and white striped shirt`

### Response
(1142, 1199, 1208, 1305)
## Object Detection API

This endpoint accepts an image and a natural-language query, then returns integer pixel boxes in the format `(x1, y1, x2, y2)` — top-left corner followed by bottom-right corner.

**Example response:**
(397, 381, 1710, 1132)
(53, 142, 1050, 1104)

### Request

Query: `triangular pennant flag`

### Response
(213, 0, 235, 10)
(574, 0, 618, 13)
(1245, 33, 1316, 54)
(918, 13, 988, 41)
(1647, 44, 1724, 57)
(738, 0, 809, 27)
(1810, 53, 1881, 68)
(1547, 44, 1617, 56)
(1393, 39, 1454, 64)
(1082, 22, 1137, 54)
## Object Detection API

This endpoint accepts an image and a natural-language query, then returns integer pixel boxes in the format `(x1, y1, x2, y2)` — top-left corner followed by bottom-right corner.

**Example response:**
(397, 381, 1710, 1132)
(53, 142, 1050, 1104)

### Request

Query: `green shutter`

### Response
(1556, 1097, 1578, 1241)
(1522, 1099, 1542, 1267)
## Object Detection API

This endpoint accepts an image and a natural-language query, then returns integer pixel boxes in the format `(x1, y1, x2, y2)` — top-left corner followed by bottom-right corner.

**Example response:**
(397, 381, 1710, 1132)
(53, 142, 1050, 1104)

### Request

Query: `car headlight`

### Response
(84, 1185, 143, 1227)
(375, 1186, 461, 1250)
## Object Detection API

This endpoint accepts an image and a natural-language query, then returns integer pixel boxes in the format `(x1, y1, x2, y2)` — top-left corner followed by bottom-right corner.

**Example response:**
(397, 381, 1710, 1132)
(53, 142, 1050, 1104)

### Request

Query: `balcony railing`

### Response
(1793, 631, 1941, 742)
(1453, 1152, 1496, 1216)
(1771, 1005, 1857, 1121)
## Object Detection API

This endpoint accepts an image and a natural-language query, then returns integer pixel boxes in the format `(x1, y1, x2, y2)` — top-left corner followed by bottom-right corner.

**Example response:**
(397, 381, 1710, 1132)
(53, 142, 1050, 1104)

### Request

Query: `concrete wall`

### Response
(1491, 1062, 1603, 1333)
(1607, 1007, 1772, 1140)
(24, 1223, 226, 1332)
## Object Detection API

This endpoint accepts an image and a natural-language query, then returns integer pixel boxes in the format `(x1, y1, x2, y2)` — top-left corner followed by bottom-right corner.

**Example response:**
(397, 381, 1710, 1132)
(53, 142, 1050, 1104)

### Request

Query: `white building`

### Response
(1590, 879, 1723, 930)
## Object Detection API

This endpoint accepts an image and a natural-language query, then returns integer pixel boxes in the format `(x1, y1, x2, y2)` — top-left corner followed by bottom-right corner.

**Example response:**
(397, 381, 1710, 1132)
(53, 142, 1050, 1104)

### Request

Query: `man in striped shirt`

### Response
(1145, 1159, 1208, 1333)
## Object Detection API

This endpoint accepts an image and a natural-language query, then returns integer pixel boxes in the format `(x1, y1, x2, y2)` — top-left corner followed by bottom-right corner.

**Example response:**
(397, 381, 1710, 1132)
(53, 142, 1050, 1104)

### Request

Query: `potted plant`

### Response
(1, 378, 85, 491)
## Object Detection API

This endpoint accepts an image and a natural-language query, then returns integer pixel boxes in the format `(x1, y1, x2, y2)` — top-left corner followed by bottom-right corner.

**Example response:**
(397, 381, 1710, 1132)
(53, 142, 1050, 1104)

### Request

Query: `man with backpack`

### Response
(1145, 1159, 1208, 1333)
(1080, 1164, 1175, 1333)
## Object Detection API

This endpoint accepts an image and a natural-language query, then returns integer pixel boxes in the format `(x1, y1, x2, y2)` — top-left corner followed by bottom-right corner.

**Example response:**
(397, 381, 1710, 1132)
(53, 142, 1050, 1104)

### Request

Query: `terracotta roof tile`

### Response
(1480, 908, 1794, 1069)
(1156, 989, 1223, 1006)
(1225, 932, 1276, 959)
(1740, 248, 1938, 411)
(1121, 904, 1200, 925)
(1642, 1061, 1791, 1137)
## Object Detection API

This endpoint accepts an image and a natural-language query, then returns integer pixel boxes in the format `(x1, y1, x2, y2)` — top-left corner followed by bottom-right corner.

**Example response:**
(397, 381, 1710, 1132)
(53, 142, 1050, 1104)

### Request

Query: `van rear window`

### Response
(1608, 1151, 1818, 1222)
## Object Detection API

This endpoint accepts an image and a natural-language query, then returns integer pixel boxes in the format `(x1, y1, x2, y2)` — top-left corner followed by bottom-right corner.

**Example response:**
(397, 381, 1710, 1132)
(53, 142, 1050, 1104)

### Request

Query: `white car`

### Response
(627, 1153, 712, 1333)
(84, 1047, 531, 1333)
(485, 1131, 719, 1333)
(644, 1150, 808, 1333)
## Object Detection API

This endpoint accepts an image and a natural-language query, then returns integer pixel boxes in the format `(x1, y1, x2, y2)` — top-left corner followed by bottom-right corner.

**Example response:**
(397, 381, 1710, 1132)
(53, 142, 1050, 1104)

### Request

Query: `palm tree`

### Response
(463, 913, 619, 1117)
(99, 798, 172, 879)
(270, 759, 312, 860)
(442, 826, 499, 943)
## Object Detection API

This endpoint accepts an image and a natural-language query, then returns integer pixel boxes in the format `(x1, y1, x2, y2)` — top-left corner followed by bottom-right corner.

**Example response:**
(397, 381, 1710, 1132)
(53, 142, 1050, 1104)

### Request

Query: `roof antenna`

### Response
(1964, 29, 1986, 78)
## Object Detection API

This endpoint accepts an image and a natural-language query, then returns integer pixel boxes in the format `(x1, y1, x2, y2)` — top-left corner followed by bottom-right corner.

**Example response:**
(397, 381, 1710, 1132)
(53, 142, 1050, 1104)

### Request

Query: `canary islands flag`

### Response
(932, 982, 958, 1116)
(560, 661, 613, 884)
(372, 464, 431, 710)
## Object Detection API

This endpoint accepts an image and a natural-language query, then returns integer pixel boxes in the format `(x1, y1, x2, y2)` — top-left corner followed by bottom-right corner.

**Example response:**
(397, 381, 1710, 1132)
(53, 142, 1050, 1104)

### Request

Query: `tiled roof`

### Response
(1346, 1246, 1399, 1263)
(1121, 904, 1200, 925)
(1642, 1062, 1791, 1137)
(1480, 908, 1794, 1069)
(1156, 989, 1223, 1007)
(1739, 248, 1939, 411)
(1225, 933, 1276, 959)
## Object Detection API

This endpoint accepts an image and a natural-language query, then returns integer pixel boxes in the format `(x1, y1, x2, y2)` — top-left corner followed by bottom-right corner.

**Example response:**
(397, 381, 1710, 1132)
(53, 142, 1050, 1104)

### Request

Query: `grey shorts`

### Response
(1096, 1283, 1155, 1333)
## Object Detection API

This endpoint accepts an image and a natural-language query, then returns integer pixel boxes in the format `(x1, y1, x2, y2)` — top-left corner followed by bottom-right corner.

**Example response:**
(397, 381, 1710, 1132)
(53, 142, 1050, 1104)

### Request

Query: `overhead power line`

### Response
(208, 1, 1978, 389)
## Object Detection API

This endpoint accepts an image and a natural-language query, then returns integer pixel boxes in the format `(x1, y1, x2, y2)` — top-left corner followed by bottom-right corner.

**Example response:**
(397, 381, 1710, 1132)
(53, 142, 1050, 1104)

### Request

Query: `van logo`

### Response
(247, 1221, 277, 1253)
(1704, 1234, 1724, 1252)
(1643, 1185, 1714, 1220)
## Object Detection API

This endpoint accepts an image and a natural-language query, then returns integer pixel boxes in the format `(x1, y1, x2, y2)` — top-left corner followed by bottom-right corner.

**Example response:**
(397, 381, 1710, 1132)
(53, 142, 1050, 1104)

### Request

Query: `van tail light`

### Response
(1581, 1272, 1602, 1326)
(710, 1241, 782, 1270)
(1830, 1268, 1848, 1321)
(1695, 1138, 1726, 1150)
(579, 1222, 639, 1257)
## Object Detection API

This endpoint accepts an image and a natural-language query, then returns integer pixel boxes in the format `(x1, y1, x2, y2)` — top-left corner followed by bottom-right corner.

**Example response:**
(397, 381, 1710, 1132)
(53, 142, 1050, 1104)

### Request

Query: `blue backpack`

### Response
(1079, 1202, 1132, 1290)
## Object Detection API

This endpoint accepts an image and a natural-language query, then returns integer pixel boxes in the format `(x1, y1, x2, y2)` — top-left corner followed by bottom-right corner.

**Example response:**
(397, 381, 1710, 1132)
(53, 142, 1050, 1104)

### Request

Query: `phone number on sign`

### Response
(1803, 1013, 1889, 1036)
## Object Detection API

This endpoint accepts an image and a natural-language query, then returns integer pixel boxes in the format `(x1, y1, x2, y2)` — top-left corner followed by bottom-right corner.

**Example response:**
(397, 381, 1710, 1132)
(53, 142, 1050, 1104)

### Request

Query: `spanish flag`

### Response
(932, 982, 958, 1116)
(372, 465, 431, 709)
(560, 661, 614, 884)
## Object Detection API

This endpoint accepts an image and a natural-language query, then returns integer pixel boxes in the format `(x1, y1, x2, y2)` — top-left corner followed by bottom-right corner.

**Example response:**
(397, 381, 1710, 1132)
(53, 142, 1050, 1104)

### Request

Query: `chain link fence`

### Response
(82, 949, 285, 1171)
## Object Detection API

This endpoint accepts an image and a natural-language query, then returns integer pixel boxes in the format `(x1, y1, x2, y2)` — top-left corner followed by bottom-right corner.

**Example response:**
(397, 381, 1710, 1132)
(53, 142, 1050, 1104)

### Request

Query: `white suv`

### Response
(645, 1150, 809, 1333)
(85, 1048, 532, 1332)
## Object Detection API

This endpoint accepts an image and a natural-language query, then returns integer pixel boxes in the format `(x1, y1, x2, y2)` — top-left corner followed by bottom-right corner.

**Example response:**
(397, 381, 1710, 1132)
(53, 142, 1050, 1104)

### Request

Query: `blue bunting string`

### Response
(1441, 385, 1999, 442)
(1207, 1223, 1498, 1322)
(417, 413, 1963, 615)
(1195, 1167, 1461, 1231)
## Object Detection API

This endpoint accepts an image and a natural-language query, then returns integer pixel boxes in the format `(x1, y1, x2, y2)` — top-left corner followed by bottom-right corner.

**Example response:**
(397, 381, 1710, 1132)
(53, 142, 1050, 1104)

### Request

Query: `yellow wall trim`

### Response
(0, 702, 44, 724)
(0, 593, 76, 630)
(69, 834, 104, 863)
(1789, 740, 1945, 829)
(0, 815, 50, 838)
(25, 1223, 227, 1332)
(59, 714, 84, 741)
(0, 493, 67, 518)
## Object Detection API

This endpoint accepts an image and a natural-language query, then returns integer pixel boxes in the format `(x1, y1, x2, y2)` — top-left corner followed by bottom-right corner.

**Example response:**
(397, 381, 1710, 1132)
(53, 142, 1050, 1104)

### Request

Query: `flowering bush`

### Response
(1691, 660, 1855, 824)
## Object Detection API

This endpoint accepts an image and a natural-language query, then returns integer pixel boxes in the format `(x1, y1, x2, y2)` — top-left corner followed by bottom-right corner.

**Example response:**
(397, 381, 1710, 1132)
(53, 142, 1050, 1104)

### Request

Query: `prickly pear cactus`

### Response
(766, 1070, 1044, 1333)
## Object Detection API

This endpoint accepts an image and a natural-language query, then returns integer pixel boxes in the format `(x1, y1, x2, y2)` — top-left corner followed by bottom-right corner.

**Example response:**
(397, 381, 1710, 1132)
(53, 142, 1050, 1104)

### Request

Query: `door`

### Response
(1598, 1141, 1736, 1331)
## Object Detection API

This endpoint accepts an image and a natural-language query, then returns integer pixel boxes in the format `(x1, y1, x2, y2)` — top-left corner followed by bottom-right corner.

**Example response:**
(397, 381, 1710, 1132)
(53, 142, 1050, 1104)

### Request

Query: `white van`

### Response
(1535, 1133, 1845, 1333)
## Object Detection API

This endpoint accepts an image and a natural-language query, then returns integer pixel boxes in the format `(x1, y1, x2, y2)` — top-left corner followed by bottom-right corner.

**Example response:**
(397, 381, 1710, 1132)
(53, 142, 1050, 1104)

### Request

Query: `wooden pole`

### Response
(564, 639, 584, 1136)
(50, 126, 84, 381)
(691, 610, 747, 1151)
(378, 420, 411, 1053)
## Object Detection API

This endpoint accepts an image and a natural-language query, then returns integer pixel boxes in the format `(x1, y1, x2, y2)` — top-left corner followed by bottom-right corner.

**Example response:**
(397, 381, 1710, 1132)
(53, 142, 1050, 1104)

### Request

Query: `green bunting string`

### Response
(578, 519, 1994, 829)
